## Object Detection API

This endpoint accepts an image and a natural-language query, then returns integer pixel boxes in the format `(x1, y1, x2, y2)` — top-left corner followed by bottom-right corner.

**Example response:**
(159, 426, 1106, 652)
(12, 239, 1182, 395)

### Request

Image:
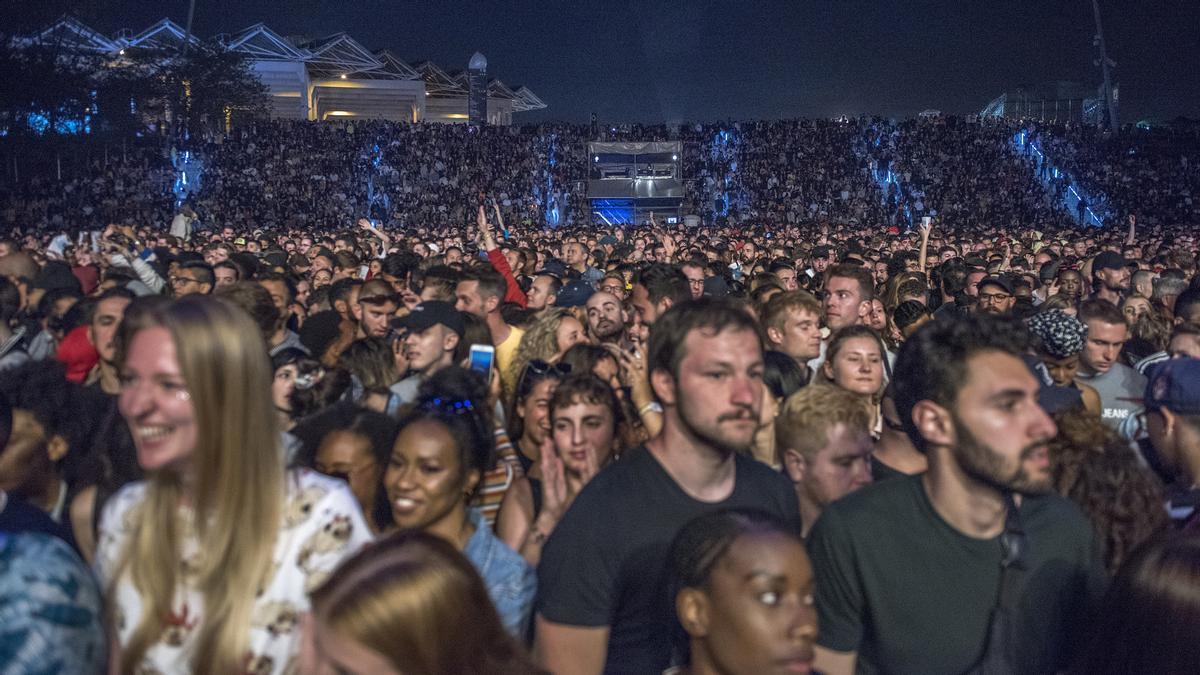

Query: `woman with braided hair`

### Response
(1027, 309, 1102, 415)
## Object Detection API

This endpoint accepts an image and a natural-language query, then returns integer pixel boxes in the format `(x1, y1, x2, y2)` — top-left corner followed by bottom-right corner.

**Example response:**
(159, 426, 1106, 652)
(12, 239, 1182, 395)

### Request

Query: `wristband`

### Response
(638, 402, 663, 416)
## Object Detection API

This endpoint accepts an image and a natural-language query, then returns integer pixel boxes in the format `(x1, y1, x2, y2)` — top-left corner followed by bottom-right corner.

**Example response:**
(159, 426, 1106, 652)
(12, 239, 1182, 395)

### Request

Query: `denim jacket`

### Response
(463, 508, 536, 636)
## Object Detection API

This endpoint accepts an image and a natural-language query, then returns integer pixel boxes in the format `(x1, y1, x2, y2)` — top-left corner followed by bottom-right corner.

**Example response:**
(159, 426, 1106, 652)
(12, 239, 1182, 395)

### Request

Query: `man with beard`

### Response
(628, 263, 690, 328)
(583, 291, 627, 347)
(974, 276, 1016, 316)
(1090, 251, 1131, 305)
(535, 298, 800, 675)
(809, 315, 1104, 675)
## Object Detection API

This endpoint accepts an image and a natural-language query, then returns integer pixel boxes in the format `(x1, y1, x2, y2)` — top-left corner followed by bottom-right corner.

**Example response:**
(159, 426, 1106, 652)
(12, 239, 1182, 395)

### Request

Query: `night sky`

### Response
(13, 0, 1200, 124)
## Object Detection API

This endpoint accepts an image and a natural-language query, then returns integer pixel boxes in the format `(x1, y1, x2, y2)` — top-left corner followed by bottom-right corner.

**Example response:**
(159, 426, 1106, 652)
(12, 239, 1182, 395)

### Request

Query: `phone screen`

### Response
(468, 345, 495, 376)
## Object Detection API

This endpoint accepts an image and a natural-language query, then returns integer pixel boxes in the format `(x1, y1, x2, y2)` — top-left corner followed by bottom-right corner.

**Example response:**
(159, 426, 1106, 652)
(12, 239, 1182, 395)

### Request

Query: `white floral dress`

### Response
(95, 469, 373, 675)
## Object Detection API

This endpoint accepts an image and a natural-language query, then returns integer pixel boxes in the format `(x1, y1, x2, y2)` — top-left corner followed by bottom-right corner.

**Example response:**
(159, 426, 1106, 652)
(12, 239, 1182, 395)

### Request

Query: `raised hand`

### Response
(661, 233, 677, 261)
(539, 438, 570, 520)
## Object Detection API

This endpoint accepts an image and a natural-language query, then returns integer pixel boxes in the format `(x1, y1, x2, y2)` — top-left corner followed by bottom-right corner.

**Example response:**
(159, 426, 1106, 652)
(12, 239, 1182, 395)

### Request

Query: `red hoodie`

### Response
(56, 325, 99, 383)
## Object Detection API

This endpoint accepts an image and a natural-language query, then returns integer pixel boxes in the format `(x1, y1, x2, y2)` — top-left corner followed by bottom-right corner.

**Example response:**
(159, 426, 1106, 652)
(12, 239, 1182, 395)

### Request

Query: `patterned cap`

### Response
(1027, 309, 1088, 359)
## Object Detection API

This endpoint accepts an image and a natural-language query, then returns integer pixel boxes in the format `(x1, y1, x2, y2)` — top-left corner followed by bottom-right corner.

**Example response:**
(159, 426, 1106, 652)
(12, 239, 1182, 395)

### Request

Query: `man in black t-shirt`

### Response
(809, 315, 1105, 675)
(535, 298, 801, 675)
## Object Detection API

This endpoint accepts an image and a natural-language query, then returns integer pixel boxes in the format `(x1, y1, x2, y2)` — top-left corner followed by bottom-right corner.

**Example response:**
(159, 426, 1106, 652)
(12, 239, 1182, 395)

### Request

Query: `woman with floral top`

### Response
(95, 296, 373, 674)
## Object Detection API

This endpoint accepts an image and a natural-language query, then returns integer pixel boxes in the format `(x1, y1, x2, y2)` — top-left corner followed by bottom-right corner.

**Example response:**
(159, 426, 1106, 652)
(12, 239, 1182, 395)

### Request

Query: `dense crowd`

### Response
(8, 115, 1198, 240)
(864, 116, 1078, 231)
(1033, 122, 1200, 227)
(0, 116, 1199, 675)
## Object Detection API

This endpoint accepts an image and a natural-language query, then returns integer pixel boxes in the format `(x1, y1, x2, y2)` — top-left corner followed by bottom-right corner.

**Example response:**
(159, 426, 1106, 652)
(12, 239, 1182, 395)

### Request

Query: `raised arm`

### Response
(492, 201, 507, 238)
(1124, 213, 1136, 246)
(917, 217, 932, 273)
(478, 205, 527, 306)
(358, 218, 390, 257)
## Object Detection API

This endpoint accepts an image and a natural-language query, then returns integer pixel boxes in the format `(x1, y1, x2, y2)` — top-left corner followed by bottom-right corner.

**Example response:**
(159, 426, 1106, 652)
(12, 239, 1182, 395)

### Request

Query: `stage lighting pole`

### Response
(1091, 0, 1117, 132)
(182, 0, 196, 57)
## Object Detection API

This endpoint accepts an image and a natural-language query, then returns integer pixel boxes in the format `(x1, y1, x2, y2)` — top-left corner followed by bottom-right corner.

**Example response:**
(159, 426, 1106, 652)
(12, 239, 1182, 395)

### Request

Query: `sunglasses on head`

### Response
(517, 359, 572, 397)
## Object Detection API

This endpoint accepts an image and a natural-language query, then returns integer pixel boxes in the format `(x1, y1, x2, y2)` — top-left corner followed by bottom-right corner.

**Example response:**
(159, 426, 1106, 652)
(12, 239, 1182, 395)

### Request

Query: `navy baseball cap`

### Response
(1143, 358, 1200, 415)
(555, 279, 595, 307)
(536, 260, 568, 278)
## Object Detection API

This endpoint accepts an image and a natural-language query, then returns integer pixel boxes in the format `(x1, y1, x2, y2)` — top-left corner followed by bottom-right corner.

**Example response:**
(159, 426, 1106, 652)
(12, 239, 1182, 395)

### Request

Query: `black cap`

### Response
(392, 301, 464, 336)
(703, 275, 731, 297)
(977, 275, 1014, 295)
(1093, 251, 1127, 272)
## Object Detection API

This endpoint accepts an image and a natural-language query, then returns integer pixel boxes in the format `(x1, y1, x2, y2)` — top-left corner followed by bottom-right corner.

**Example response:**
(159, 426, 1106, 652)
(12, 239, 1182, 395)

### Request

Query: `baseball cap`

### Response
(599, 235, 618, 245)
(703, 275, 731, 297)
(1093, 251, 1127, 272)
(1143, 358, 1200, 415)
(537, 260, 568, 278)
(977, 275, 1014, 295)
(555, 279, 595, 307)
(392, 301, 464, 336)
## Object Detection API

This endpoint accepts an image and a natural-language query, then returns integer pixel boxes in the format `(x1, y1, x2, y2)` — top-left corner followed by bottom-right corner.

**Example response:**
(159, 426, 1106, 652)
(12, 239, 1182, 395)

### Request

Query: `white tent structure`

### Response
(20, 16, 547, 124)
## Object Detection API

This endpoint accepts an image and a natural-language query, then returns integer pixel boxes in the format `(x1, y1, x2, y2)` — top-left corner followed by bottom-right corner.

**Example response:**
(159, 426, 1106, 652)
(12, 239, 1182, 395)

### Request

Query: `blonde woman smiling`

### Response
(96, 296, 373, 674)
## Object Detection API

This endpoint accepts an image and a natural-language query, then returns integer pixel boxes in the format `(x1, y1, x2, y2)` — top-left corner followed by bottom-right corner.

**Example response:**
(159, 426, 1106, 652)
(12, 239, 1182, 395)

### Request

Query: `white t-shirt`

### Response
(95, 469, 373, 675)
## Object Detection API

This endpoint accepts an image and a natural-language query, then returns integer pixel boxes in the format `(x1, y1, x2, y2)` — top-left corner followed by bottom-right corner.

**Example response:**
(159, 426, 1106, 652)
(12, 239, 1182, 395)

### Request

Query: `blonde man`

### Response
(761, 290, 824, 381)
(776, 384, 874, 537)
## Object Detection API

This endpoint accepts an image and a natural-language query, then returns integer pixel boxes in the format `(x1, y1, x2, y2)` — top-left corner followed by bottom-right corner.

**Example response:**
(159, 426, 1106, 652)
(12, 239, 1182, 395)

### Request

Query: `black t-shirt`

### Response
(808, 474, 1106, 675)
(537, 446, 801, 674)
(869, 454, 908, 483)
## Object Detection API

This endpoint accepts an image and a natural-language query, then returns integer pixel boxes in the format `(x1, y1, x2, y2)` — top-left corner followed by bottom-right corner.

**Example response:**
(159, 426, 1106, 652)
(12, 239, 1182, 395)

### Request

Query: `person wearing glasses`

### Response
(380, 367, 535, 637)
(679, 260, 707, 300)
(808, 315, 1105, 675)
(974, 275, 1016, 316)
(168, 261, 214, 297)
